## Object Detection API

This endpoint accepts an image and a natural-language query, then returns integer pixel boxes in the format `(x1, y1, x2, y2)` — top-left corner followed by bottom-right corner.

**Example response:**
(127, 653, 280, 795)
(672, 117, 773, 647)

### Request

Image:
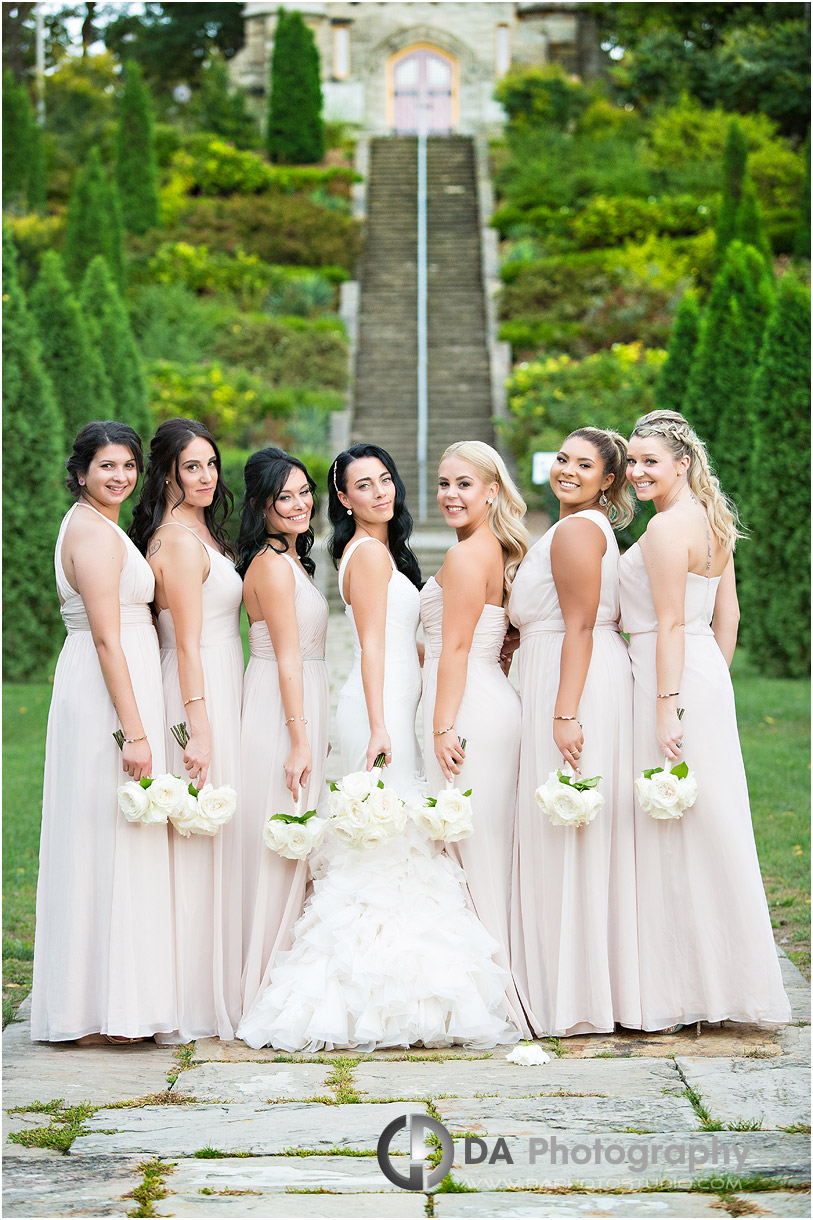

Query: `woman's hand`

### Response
(553, 719, 584, 775)
(656, 702, 684, 763)
(122, 737, 152, 782)
(434, 731, 465, 782)
(366, 728, 392, 772)
(285, 743, 312, 803)
(499, 626, 520, 676)
(183, 727, 211, 789)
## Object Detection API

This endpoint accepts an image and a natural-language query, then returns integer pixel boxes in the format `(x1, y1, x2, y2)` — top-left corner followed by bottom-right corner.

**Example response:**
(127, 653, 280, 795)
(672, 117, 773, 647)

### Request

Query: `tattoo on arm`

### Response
(148, 539, 162, 558)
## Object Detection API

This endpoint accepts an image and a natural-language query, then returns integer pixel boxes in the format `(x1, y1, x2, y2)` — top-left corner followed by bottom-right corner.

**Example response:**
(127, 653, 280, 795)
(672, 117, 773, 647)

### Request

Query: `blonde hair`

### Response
(440, 440, 530, 597)
(564, 427, 635, 529)
(630, 410, 744, 551)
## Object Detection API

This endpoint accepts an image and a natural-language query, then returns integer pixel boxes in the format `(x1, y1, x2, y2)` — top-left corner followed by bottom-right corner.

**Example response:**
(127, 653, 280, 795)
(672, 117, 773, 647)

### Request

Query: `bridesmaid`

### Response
(131, 418, 244, 1042)
(509, 428, 640, 1036)
(32, 422, 175, 1042)
(621, 409, 790, 1029)
(421, 440, 530, 1033)
(237, 448, 329, 1018)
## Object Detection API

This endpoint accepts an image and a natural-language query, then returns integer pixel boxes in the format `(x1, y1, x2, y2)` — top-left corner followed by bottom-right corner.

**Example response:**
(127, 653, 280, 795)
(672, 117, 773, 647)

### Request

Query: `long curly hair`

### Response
(327, 443, 421, 588)
(440, 441, 529, 599)
(130, 418, 234, 558)
(236, 447, 316, 579)
(65, 420, 143, 498)
(630, 410, 744, 551)
(564, 427, 635, 530)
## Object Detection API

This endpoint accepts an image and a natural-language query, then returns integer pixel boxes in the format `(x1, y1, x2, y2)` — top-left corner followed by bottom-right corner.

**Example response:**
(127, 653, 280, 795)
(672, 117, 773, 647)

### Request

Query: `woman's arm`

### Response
(640, 516, 689, 763)
(711, 556, 739, 666)
(345, 542, 395, 770)
(151, 531, 211, 788)
(550, 518, 606, 772)
(433, 546, 486, 781)
(71, 517, 152, 781)
(252, 554, 311, 802)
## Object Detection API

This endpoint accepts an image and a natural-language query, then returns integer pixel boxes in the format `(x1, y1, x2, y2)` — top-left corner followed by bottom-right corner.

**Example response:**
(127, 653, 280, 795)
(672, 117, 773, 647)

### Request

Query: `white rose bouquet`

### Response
(328, 754, 407, 850)
(635, 760, 698, 821)
(506, 1042, 551, 1066)
(264, 795, 327, 861)
(535, 770, 604, 828)
(115, 724, 236, 836)
(116, 773, 189, 826)
(412, 781, 474, 843)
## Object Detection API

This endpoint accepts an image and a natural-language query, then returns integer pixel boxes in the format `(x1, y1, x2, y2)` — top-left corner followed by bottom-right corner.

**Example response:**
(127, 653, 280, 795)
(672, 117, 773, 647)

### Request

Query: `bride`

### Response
(237, 444, 519, 1053)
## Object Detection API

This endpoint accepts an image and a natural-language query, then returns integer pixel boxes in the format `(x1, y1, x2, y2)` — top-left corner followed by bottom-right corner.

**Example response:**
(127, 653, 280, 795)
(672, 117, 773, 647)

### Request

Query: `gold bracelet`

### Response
(122, 734, 147, 744)
(657, 691, 680, 699)
(553, 715, 577, 721)
(284, 715, 308, 725)
(433, 724, 455, 736)
(183, 695, 205, 707)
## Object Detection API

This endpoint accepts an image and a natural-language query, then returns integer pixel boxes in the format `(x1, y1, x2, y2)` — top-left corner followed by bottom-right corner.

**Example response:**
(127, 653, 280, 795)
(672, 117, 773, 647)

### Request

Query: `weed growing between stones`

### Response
(423, 1097, 476, 1195)
(166, 1042, 195, 1086)
(126, 1157, 175, 1218)
(325, 1057, 362, 1103)
(680, 1082, 724, 1130)
(7, 1099, 97, 1152)
(717, 1194, 770, 1216)
(592, 1051, 619, 1058)
(284, 1187, 341, 1194)
(726, 1118, 764, 1131)
(193, 1147, 252, 1158)
(107, 1091, 199, 1108)
(278, 1146, 381, 1157)
(198, 1187, 262, 1196)
(742, 1047, 774, 1059)
(543, 1037, 564, 1058)
(779, 1123, 811, 1133)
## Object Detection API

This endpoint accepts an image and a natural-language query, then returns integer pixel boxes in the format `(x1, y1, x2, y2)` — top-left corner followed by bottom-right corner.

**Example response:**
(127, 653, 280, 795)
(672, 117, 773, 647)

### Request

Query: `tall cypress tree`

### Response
(116, 59, 159, 235)
(2, 230, 67, 681)
(707, 295, 760, 514)
(29, 251, 114, 439)
(714, 119, 748, 269)
(196, 50, 259, 149)
(734, 176, 773, 274)
(792, 128, 810, 261)
(654, 290, 699, 415)
(63, 146, 126, 290)
(683, 242, 774, 446)
(740, 276, 810, 676)
(267, 8, 324, 164)
(80, 255, 152, 441)
(27, 118, 48, 213)
(3, 70, 33, 209)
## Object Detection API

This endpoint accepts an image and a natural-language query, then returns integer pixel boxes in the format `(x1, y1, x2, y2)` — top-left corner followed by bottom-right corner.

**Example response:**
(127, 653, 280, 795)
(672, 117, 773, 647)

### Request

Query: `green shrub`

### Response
(153, 122, 182, 167)
(62, 145, 125, 289)
(2, 230, 66, 681)
(267, 7, 324, 165)
(212, 314, 347, 389)
(264, 271, 335, 317)
(654, 290, 700, 415)
(569, 194, 712, 248)
(80, 256, 153, 441)
(734, 177, 774, 270)
(2, 213, 65, 289)
(158, 194, 362, 272)
(3, 71, 38, 211)
(741, 274, 810, 676)
(495, 64, 592, 129)
(128, 283, 230, 364)
(714, 118, 748, 267)
(192, 51, 260, 150)
(116, 60, 159, 235)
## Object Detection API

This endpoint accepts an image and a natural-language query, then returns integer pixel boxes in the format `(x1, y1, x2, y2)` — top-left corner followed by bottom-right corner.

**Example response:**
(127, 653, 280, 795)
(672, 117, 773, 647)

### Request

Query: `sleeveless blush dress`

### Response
(31, 503, 176, 1041)
(157, 525, 244, 1042)
(619, 542, 790, 1028)
(508, 510, 640, 1036)
(420, 575, 530, 1035)
(240, 551, 330, 1018)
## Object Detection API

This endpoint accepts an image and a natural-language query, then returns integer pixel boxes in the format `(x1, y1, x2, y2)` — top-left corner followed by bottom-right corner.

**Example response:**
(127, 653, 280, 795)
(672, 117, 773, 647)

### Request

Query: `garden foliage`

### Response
(654, 290, 700, 416)
(62, 146, 125, 289)
(2, 70, 46, 212)
(115, 60, 159, 235)
(2, 231, 66, 682)
(80, 256, 152, 441)
(267, 8, 324, 165)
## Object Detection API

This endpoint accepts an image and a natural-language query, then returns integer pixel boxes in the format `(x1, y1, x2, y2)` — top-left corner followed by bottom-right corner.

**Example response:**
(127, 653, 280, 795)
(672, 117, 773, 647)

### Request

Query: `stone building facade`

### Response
(231, 2, 602, 135)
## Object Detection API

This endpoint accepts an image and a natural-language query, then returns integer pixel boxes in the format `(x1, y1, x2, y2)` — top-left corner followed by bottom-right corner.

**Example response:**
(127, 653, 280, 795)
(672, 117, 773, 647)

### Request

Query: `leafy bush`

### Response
(569, 195, 712, 248)
(212, 314, 347, 389)
(264, 271, 335, 317)
(2, 213, 65, 289)
(62, 145, 125, 289)
(156, 193, 362, 271)
(128, 283, 230, 364)
(163, 135, 360, 202)
(267, 7, 324, 164)
(149, 360, 343, 448)
(495, 65, 593, 130)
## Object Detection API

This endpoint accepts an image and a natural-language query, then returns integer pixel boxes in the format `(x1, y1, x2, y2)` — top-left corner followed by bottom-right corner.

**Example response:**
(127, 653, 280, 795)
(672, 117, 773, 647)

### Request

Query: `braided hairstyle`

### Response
(630, 410, 744, 551)
(564, 427, 635, 529)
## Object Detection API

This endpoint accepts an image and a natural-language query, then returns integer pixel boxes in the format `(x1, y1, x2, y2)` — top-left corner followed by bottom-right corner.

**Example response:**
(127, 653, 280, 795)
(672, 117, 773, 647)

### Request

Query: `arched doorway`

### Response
(388, 46, 457, 134)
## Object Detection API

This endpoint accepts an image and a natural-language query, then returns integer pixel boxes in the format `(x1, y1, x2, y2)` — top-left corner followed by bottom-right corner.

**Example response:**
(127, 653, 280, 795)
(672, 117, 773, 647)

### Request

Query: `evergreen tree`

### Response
(3, 70, 33, 209)
(195, 50, 259, 149)
(63, 146, 126, 290)
(654, 290, 699, 415)
(683, 242, 774, 445)
(792, 128, 810, 260)
(29, 250, 114, 439)
(26, 117, 47, 212)
(80, 255, 152, 441)
(734, 176, 774, 274)
(2, 229, 67, 681)
(740, 275, 810, 676)
(707, 295, 760, 514)
(714, 119, 748, 268)
(115, 59, 159, 235)
(267, 8, 324, 164)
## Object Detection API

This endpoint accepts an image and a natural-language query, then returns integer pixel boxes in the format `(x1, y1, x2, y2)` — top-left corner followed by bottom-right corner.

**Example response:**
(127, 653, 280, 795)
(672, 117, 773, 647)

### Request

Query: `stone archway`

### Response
(387, 44, 458, 134)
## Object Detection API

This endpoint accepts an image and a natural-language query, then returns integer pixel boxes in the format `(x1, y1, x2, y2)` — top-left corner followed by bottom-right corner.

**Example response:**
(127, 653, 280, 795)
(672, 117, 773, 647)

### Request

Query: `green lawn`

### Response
(3, 653, 809, 1025)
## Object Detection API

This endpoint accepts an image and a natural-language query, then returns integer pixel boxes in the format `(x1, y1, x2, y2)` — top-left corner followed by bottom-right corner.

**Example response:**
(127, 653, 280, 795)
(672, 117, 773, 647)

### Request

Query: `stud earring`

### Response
(486, 497, 494, 505)
(599, 491, 608, 507)
(79, 478, 85, 486)
(346, 508, 352, 516)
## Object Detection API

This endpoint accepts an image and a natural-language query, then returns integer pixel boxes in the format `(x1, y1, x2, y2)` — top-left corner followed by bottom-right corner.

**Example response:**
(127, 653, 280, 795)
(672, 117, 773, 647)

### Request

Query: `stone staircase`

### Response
(351, 135, 495, 537)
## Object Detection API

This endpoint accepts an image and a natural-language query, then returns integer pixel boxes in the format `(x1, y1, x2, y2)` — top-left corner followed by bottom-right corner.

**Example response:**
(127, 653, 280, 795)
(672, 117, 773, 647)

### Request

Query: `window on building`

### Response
(333, 23, 350, 80)
(496, 24, 510, 78)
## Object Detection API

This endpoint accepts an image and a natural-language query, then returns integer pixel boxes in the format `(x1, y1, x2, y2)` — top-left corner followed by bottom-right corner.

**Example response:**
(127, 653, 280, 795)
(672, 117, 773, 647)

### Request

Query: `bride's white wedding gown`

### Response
(237, 537, 519, 1053)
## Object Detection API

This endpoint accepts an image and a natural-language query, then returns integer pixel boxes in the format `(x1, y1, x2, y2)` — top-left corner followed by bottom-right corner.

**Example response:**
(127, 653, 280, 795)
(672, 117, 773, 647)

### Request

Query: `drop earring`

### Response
(599, 491, 608, 507)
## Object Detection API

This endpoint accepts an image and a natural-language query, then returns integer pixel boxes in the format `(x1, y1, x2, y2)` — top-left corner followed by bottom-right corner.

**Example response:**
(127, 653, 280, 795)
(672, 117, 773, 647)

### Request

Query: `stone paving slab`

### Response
(3, 1112, 65, 1159)
(172, 1062, 332, 1102)
(157, 1191, 428, 1217)
(192, 1039, 505, 1063)
(433, 1191, 735, 1217)
(779, 1025, 811, 1058)
(2, 1152, 145, 1217)
(562, 1026, 787, 1059)
(435, 1093, 699, 1136)
(160, 1155, 407, 1195)
(736, 1192, 813, 1217)
(74, 1101, 428, 1158)
(676, 1057, 811, 1129)
(449, 1132, 810, 1190)
(353, 1057, 683, 1099)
